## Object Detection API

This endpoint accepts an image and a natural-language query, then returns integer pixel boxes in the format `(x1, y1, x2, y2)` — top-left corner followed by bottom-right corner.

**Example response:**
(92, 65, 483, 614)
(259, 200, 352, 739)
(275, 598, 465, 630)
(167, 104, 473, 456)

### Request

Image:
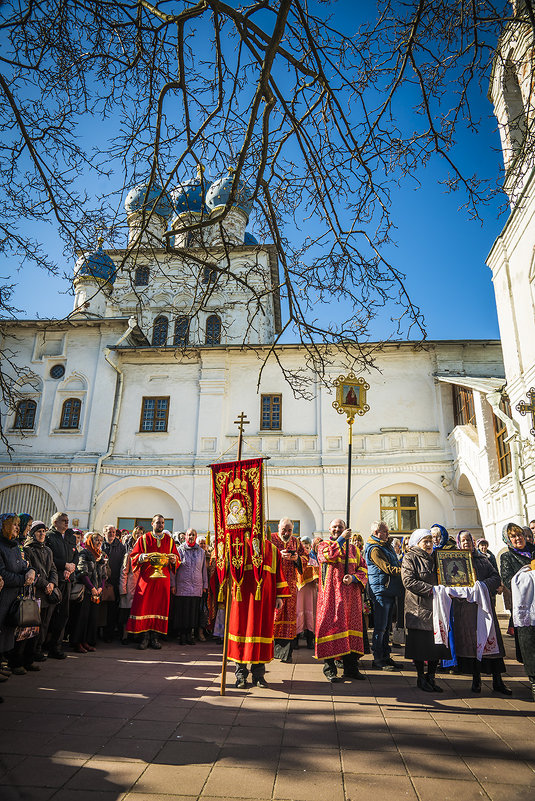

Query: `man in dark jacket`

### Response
(102, 524, 126, 641)
(24, 521, 59, 661)
(364, 521, 403, 671)
(45, 512, 76, 658)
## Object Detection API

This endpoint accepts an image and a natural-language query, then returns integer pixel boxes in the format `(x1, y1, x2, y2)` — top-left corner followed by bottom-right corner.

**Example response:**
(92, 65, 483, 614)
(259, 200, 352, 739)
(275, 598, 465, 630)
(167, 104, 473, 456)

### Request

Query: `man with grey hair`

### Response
(364, 521, 402, 670)
(45, 512, 77, 659)
(272, 517, 306, 663)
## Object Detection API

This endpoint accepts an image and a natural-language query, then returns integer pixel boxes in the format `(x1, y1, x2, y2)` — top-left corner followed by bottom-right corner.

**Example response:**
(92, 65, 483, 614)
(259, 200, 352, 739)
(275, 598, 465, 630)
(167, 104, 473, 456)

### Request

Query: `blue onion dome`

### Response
(170, 180, 206, 215)
(206, 169, 254, 218)
(75, 246, 116, 284)
(125, 182, 173, 219)
(244, 231, 259, 245)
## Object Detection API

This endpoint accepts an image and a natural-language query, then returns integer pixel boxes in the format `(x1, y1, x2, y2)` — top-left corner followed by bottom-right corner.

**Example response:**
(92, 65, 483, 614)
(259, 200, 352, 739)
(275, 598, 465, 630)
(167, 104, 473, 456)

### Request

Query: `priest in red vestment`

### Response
(126, 514, 179, 649)
(315, 518, 368, 682)
(229, 536, 290, 688)
(272, 518, 307, 663)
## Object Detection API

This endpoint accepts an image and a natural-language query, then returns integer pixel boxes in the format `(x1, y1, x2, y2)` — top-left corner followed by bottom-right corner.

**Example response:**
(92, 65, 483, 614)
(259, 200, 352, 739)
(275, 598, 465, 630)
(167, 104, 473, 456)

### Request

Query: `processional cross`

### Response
(516, 388, 535, 437)
(234, 411, 250, 461)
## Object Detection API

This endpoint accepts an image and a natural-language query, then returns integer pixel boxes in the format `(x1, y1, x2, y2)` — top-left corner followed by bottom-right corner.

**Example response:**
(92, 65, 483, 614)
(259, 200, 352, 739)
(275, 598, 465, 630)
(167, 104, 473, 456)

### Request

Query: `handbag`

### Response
(70, 581, 85, 604)
(7, 586, 41, 628)
(100, 582, 116, 603)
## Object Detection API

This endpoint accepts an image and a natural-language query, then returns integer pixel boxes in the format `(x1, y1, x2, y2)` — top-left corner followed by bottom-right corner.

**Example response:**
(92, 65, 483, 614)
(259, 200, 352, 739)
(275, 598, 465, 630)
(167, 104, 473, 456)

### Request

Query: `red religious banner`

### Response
(210, 458, 264, 601)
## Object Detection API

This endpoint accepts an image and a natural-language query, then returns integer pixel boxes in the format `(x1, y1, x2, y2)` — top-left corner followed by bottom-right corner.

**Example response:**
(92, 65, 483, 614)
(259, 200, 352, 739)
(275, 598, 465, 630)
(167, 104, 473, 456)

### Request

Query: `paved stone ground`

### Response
(1, 624, 535, 801)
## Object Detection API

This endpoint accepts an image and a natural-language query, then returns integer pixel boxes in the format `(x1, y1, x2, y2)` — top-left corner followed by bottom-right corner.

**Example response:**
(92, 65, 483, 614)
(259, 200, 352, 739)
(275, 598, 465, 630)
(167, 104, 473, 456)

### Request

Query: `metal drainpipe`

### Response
(486, 390, 526, 523)
(88, 317, 136, 529)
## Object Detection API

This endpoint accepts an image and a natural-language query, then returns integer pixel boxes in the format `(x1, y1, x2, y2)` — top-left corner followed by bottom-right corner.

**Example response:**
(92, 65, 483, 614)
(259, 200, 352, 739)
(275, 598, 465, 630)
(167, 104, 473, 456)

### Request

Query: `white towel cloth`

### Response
(511, 566, 535, 628)
(433, 581, 499, 660)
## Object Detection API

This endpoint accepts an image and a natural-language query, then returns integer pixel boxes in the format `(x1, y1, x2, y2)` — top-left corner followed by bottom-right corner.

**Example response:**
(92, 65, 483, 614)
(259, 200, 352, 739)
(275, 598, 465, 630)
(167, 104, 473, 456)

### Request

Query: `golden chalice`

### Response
(146, 552, 169, 578)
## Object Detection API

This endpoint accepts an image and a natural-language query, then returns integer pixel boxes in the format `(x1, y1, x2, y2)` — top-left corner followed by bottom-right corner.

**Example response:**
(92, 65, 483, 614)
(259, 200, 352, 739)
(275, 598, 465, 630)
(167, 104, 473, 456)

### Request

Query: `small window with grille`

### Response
(205, 314, 221, 345)
(60, 398, 82, 429)
(202, 266, 217, 284)
(261, 394, 282, 430)
(134, 265, 150, 286)
(174, 316, 189, 346)
(140, 396, 169, 432)
(152, 316, 169, 346)
(14, 399, 37, 429)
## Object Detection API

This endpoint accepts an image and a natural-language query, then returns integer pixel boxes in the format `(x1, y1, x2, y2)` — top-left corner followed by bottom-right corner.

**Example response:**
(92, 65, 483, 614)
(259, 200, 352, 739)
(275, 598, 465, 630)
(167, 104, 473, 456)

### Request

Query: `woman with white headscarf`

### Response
(401, 528, 450, 692)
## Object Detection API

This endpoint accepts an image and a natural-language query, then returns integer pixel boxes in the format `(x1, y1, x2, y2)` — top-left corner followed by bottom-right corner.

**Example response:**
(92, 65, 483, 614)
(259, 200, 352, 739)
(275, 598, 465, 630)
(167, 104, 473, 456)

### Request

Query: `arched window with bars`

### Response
(134, 265, 150, 286)
(14, 399, 37, 430)
(205, 314, 221, 346)
(152, 316, 169, 346)
(60, 398, 82, 429)
(173, 316, 190, 346)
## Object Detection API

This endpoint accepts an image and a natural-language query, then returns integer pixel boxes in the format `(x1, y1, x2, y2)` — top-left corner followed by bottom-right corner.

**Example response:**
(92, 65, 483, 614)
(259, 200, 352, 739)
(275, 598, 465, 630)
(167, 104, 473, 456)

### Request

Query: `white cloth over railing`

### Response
(433, 581, 499, 660)
(511, 566, 535, 628)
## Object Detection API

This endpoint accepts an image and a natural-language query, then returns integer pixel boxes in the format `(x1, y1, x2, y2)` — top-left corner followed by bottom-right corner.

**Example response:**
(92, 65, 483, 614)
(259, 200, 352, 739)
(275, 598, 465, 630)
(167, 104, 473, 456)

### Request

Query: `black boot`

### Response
(150, 632, 162, 650)
(471, 664, 481, 693)
(415, 661, 433, 692)
(137, 633, 149, 650)
(305, 630, 314, 650)
(492, 673, 512, 696)
(425, 661, 443, 693)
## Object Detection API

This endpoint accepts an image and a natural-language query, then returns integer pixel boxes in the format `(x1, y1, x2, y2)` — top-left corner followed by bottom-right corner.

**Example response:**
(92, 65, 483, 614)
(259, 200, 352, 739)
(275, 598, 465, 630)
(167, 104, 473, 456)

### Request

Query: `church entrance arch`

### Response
(95, 486, 184, 533)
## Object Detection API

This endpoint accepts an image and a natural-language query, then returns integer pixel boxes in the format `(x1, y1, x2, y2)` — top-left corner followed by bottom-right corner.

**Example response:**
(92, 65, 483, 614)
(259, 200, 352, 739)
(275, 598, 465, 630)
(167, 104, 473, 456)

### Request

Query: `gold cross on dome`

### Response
(516, 388, 535, 437)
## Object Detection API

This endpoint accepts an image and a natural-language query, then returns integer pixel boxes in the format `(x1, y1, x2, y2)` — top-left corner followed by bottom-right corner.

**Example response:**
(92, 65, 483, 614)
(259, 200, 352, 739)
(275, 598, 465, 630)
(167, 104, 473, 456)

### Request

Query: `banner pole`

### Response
(220, 412, 248, 696)
(345, 417, 353, 574)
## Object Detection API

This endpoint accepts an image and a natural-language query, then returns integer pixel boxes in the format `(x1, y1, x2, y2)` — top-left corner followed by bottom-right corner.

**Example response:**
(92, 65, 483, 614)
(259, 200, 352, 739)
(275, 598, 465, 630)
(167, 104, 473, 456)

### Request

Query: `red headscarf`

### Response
(85, 533, 102, 560)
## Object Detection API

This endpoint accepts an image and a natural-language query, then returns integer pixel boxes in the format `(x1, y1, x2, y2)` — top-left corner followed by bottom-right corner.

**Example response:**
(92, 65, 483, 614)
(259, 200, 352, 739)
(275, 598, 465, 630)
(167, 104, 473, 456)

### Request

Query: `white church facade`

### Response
(1, 9, 535, 555)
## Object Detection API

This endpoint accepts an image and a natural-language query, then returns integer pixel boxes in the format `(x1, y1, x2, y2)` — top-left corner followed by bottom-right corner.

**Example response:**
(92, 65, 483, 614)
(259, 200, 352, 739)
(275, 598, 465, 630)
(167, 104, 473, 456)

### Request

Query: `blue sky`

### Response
(4, 2, 506, 342)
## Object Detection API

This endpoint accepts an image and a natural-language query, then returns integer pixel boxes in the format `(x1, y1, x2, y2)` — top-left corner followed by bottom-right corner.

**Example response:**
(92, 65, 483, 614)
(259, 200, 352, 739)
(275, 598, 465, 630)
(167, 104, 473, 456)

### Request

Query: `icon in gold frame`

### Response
(332, 372, 370, 421)
(436, 549, 475, 587)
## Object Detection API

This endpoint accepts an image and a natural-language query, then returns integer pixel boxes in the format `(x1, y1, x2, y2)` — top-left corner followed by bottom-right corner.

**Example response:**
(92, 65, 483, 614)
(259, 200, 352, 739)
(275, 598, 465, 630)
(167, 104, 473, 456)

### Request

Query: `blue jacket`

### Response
(364, 535, 403, 597)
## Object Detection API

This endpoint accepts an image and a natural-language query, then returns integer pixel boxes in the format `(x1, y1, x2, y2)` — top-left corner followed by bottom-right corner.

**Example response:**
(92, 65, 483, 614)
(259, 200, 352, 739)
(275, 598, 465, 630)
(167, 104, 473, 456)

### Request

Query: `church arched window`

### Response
(152, 316, 168, 346)
(134, 265, 150, 286)
(205, 314, 221, 345)
(173, 316, 190, 346)
(503, 59, 527, 154)
(60, 398, 82, 429)
(14, 399, 37, 429)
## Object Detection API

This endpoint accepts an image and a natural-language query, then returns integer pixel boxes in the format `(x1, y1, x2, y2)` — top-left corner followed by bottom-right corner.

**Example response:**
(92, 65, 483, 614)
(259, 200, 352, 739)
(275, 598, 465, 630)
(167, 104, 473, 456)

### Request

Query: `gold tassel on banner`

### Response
(255, 580, 263, 601)
(234, 582, 242, 602)
(218, 578, 227, 604)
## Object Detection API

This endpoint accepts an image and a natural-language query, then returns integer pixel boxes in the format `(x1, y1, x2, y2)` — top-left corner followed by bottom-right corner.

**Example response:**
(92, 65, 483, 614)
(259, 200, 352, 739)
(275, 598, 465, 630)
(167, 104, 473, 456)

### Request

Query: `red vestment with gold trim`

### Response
(228, 540, 290, 665)
(126, 532, 180, 635)
(272, 532, 307, 641)
(315, 539, 367, 660)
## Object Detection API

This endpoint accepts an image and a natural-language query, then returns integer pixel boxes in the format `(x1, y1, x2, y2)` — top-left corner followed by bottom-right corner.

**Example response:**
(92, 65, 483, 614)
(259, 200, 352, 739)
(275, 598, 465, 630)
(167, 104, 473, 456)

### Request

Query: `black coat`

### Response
(23, 537, 59, 606)
(45, 528, 77, 582)
(401, 546, 438, 631)
(0, 536, 30, 652)
(102, 538, 126, 586)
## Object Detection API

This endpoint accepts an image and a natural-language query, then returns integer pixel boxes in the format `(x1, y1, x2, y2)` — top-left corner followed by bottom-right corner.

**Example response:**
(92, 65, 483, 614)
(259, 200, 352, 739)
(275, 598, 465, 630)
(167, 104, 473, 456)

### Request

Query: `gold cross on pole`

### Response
(516, 388, 535, 437)
(234, 412, 249, 461)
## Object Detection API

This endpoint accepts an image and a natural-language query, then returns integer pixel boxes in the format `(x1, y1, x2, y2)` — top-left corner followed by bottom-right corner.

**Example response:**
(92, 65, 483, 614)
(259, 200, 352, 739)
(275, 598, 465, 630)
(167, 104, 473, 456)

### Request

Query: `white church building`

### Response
(1, 10, 534, 555)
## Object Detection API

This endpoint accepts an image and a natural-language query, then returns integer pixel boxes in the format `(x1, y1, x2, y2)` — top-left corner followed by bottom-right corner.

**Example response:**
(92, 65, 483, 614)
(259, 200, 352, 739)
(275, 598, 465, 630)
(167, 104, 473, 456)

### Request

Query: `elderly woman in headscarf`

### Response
(500, 522, 535, 681)
(0, 513, 36, 674)
(430, 523, 457, 551)
(402, 528, 450, 692)
(454, 529, 509, 695)
(17, 514, 33, 544)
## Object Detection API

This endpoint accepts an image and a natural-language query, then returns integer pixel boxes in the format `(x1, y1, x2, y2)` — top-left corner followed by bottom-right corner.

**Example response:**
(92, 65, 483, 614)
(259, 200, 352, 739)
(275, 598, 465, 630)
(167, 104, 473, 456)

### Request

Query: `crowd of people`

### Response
(1, 509, 535, 701)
